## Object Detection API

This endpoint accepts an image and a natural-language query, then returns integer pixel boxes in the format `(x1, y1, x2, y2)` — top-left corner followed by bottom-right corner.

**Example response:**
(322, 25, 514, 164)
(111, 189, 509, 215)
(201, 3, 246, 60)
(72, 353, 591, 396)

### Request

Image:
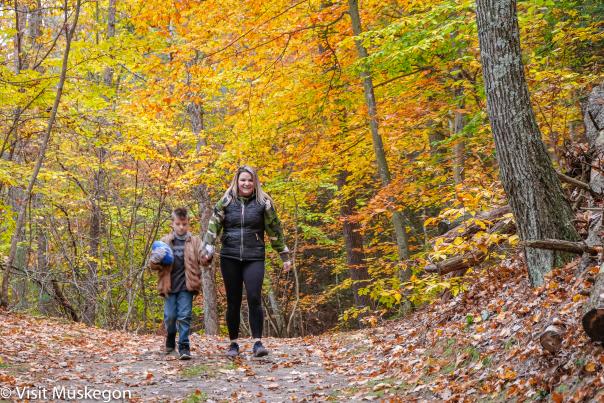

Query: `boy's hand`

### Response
(149, 254, 162, 264)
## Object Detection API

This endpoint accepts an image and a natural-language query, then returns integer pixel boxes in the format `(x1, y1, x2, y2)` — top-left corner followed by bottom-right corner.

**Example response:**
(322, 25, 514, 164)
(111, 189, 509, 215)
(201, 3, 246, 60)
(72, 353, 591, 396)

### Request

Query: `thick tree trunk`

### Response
(475, 0, 580, 286)
(337, 171, 371, 308)
(584, 84, 604, 194)
(348, 0, 410, 276)
(581, 83, 604, 342)
(197, 183, 219, 336)
(0, 0, 82, 307)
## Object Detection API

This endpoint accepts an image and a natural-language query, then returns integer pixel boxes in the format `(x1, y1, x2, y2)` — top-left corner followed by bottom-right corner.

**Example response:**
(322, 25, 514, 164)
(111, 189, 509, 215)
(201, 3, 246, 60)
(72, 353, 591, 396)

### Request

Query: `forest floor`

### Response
(2, 257, 604, 402)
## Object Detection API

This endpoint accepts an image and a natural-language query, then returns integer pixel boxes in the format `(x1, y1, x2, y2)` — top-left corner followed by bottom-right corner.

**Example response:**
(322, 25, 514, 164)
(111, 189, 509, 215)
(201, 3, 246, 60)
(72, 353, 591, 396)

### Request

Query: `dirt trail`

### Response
(0, 313, 349, 402)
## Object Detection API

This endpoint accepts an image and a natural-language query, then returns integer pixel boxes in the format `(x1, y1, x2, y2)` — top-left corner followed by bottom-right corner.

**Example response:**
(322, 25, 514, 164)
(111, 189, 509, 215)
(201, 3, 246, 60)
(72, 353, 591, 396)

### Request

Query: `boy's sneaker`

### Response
(252, 341, 268, 357)
(179, 349, 192, 360)
(165, 333, 176, 354)
(226, 342, 239, 358)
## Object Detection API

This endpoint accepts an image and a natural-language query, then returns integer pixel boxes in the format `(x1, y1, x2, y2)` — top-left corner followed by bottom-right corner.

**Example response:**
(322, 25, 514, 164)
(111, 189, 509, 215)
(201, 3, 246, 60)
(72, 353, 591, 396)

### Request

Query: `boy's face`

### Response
(171, 216, 189, 236)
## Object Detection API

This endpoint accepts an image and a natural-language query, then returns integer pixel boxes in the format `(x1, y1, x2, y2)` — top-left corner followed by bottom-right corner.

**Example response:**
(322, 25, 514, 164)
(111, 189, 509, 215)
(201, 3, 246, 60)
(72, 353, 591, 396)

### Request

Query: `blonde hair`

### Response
(222, 165, 274, 207)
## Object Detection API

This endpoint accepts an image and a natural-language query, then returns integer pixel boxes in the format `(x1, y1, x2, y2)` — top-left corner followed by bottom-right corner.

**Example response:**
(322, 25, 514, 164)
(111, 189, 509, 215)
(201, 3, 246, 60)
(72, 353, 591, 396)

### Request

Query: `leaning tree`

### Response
(475, 0, 580, 286)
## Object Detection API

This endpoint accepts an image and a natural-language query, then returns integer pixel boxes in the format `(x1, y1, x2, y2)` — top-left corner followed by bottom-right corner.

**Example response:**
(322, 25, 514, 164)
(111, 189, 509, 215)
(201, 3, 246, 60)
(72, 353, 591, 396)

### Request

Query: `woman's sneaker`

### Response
(252, 341, 268, 357)
(226, 342, 239, 358)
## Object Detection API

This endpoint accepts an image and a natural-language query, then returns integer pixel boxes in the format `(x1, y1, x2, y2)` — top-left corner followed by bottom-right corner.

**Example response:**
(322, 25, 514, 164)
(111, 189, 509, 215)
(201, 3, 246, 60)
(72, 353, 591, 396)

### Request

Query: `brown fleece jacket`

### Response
(147, 232, 203, 297)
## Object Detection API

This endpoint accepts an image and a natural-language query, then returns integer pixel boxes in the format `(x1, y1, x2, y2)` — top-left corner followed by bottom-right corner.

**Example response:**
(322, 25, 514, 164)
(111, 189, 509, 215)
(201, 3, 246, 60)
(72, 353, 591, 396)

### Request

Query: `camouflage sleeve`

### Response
(202, 198, 227, 256)
(264, 200, 290, 262)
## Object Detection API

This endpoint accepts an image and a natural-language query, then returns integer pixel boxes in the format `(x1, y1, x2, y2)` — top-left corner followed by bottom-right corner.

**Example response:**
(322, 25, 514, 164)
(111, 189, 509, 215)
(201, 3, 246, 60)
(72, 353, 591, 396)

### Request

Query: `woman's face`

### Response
(238, 171, 254, 197)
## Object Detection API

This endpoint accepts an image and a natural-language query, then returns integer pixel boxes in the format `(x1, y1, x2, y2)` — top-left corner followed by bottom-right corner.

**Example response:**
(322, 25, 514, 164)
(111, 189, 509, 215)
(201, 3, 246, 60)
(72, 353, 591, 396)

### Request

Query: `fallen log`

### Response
(437, 205, 511, 242)
(520, 239, 600, 255)
(582, 263, 604, 342)
(426, 216, 516, 275)
(425, 251, 486, 275)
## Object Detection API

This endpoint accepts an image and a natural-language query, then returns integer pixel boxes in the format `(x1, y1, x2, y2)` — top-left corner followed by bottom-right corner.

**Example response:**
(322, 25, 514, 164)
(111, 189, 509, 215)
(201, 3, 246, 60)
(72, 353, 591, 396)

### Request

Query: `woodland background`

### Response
(0, 0, 603, 341)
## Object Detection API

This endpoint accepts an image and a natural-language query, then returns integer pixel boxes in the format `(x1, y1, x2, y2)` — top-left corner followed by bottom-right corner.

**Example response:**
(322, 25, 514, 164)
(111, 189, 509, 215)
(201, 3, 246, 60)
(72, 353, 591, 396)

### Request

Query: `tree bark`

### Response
(452, 92, 466, 184)
(337, 171, 371, 308)
(425, 251, 486, 275)
(347, 0, 410, 278)
(1, 0, 82, 307)
(584, 84, 604, 193)
(187, 97, 219, 335)
(475, 0, 580, 286)
(581, 83, 604, 342)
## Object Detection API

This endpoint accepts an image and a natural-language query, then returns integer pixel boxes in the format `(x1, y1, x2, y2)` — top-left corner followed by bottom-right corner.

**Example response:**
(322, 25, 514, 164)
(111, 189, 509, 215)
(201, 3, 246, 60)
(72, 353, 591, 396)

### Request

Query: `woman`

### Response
(201, 165, 292, 357)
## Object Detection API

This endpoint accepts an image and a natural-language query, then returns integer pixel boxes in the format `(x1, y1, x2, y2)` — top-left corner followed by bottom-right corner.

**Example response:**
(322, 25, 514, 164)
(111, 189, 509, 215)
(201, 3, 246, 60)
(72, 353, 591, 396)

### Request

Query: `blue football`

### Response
(151, 241, 174, 265)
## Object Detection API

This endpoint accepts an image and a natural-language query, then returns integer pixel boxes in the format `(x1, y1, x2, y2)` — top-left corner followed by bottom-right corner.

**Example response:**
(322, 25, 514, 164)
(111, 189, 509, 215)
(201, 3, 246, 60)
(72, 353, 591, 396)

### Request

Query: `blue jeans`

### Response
(164, 290, 193, 351)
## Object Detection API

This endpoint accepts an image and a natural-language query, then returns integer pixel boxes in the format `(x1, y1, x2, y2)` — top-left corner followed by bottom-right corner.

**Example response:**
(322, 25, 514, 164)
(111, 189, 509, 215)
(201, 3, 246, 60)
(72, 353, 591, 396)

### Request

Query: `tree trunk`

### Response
(103, 0, 116, 85)
(581, 83, 604, 342)
(427, 118, 446, 158)
(337, 171, 371, 308)
(266, 277, 285, 337)
(187, 98, 219, 335)
(584, 84, 604, 193)
(0, 0, 82, 307)
(453, 104, 466, 184)
(347, 0, 410, 277)
(475, 0, 580, 286)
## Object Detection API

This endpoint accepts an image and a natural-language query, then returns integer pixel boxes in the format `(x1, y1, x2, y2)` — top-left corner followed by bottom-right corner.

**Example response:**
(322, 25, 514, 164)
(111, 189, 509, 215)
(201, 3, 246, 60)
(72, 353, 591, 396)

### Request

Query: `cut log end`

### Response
(582, 308, 604, 342)
(540, 324, 566, 353)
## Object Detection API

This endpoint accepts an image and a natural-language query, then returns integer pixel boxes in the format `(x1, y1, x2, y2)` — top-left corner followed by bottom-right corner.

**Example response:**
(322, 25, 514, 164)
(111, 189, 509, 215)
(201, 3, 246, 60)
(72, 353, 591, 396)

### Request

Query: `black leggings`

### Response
(220, 257, 265, 339)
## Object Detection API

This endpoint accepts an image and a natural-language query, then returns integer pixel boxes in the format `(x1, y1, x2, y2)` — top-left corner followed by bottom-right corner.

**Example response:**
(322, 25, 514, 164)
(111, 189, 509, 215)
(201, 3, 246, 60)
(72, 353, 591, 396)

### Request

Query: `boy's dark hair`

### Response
(172, 207, 188, 221)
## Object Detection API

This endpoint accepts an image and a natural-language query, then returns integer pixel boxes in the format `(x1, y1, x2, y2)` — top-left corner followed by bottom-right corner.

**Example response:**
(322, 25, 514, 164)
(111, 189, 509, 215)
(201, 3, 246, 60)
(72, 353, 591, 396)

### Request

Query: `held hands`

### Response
(283, 260, 292, 272)
(200, 244, 215, 266)
(200, 253, 213, 266)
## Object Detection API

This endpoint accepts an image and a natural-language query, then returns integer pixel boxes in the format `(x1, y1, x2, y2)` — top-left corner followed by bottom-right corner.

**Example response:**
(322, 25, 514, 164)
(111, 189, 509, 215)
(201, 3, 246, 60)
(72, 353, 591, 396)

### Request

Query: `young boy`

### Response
(148, 207, 203, 360)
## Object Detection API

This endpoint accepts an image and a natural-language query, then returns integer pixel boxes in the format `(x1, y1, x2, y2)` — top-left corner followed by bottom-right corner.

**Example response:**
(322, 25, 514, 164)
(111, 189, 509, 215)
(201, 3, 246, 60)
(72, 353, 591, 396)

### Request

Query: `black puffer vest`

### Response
(220, 195, 266, 261)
